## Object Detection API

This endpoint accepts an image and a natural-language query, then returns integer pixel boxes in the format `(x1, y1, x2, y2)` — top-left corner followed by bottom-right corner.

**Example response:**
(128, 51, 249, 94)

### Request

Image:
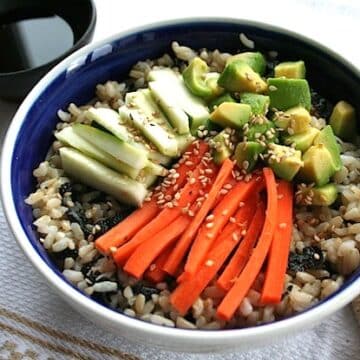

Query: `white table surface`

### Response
(0, 1, 359, 359)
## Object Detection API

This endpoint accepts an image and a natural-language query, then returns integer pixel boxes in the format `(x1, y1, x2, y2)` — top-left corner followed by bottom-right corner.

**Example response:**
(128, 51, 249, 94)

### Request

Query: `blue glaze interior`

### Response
(10, 21, 360, 327)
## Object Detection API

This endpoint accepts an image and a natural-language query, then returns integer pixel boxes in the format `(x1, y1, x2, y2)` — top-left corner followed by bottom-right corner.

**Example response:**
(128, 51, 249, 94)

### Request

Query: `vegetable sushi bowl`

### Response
(2, 19, 360, 352)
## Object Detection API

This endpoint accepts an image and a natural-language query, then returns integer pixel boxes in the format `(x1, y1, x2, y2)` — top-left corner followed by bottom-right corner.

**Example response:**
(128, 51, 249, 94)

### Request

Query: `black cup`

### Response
(0, 0, 96, 101)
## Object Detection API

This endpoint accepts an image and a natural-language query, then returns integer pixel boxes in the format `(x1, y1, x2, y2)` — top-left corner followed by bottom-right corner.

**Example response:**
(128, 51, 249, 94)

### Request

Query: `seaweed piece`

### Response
(310, 89, 333, 119)
(265, 58, 280, 78)
(288, 246, 325, 272)
(132, 282, 160, 301)
(59, 182, 73, 197)
(66, 203, 92, 237)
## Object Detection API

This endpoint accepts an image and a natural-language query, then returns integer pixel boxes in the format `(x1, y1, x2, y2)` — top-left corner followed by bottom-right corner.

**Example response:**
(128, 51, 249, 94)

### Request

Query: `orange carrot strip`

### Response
(216, 167, 278, 321)
(260, 180, 293, 304)
(95, 140, 209, 254)
(183, 174, 264, 276)
(163, 160, 235, 276)
(144, 245, 172, 283)
(124, 216, 191, 278)
(170, 198, 256, 315)
(113, 161, 217, 266)
(217, 202, 266, 291)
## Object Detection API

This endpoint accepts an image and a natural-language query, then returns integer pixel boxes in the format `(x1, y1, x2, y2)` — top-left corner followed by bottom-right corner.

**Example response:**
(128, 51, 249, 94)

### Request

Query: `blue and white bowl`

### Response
(1, 18, 360, 352)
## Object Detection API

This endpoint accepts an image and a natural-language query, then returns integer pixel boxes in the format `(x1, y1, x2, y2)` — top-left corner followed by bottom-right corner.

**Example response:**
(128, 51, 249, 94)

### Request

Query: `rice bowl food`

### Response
(25, 37, 360, 331)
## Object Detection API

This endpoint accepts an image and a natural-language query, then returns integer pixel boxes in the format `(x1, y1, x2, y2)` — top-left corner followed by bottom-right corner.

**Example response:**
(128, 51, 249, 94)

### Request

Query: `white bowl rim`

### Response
(1, 16, 360, 345)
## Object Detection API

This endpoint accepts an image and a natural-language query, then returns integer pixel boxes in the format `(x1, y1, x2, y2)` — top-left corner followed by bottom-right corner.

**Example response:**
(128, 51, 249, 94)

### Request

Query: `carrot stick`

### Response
(95, 140, 209, 254)
(260, 180, 293, 304)
(216, 167, 278, 321)
(217, 201, 266, 291)
(124, 216, 191, 278)
(183, 174, 264, 276)
(163, 159, 235, 275)
(144, 245, 172, 283)
(113, 161, 217, 266)
(170, 198, 257, 315)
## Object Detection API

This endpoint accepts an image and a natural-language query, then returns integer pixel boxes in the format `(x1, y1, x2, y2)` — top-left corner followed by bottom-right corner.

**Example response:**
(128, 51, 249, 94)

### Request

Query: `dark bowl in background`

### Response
(0, 0, 96, 101)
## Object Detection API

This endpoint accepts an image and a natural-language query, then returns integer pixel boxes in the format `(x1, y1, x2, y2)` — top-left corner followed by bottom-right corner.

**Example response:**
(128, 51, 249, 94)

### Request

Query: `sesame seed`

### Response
(269, 85, 277, 91)
(205, 169, 213, 174)
(110, 246, 117, 253)
(229, 217, 236, 223)
(173, 173, 180, 179)
(232, 233, 239, 241)
(220, 189, 228, 195)
(206, 233, 214, 239)
(149, 264, 156, 271)
(314, 253, 320, 260)
(278, 194, 284, 199)
(188, 210, 195, 217)
(279, 223, 287, 229)
(165, 195, 172, 201)
(222, 209, 229, 216)
(206, 214, 215, 221)
(174, 192, 181, 200)
(241, 229, 247, 236)
(157, 199, 166, 205)
(166, 202, 174, 208)
(189, 177, 196, 184)
(206, 222, 214, 229)
(205, 259, 214, 267)
(185, 161, 194, 166)
(239, 202, 245, 208)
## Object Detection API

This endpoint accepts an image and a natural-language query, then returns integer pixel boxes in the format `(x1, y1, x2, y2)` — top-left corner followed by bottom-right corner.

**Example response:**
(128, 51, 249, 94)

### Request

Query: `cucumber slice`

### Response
(60, 147, 148, 206)
(145, 161, 168, 177)
(137, 169, 158, 188)
(55, 126, 140, 179)
(73, 124, 148, 169)
(176, 134, 195, 154)
(84, 107, 130, 141)
(149, 81, 190, 134)
(128, 110, 179, 157)
(147, 69, 210, 135)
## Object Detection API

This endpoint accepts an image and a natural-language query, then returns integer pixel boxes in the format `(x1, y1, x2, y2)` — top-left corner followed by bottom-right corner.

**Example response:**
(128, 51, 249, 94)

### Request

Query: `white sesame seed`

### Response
(205, 259, 214, 267)
(279, 223, 287, 229)
(206, 214, 215, 221)
(232, 233, 239, 241)
(241, 229, 247, 236)
(229, 217, 236, 223)
(188, 210, 195, 217)
(239, 202, 245, 208)
(222, 210, 229, 216)
(206, 222, 214, 229)
(185, 161, 194, 166)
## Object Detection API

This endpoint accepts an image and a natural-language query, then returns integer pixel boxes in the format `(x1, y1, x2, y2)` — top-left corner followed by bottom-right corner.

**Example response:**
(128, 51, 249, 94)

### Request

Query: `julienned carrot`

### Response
(144, 245, 172, 283)
(113, 161, 217, 266)
(95, 140, 209, 254)
(124, 215, 190, 278)
(260, 180, 293, 304)
(216, 202, 266, 291)
(216, 167, 278, 321)
(170, 198, 257, 315)
(183, 174, 265, 276)
(163, 159, 235, 276)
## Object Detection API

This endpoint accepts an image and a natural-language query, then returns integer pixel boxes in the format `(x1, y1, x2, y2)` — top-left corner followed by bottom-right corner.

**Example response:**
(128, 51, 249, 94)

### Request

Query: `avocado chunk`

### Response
(218, 61, 267, 93)
(240, 93, 270, 115)
(313, 125, 342, 171)
(298, 144, 336, 186)
(329, 100, 356, 141)
(183, 57, 223, 98)
(274, 106, 311, 134)
(210, 128, 238, 165)
(60, 147, 148, 206)
(267, 143, 303, 181)
(268, 78, 311, 111)
(296, 183, 338, 206)
(208, 93, 236, 111)
(234, 141, 264, 172)
(274, 61, 306, 79)
(210, 102, 251, 129)
(226, 52, 266, 75)
(283, 127, 320, 152)
(245, 118, 278, 144)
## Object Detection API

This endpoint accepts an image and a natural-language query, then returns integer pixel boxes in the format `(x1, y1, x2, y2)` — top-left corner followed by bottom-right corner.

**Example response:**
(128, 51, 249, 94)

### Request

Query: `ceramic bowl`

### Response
(1, 18, 360, 352)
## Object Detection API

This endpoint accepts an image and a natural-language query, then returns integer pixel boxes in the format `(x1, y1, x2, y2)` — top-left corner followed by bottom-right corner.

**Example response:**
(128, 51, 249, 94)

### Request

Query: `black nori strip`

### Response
(288, 246, 325, 272)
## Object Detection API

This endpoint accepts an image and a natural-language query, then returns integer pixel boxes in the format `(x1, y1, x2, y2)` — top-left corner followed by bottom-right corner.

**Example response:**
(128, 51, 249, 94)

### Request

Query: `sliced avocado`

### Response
(267, 78, 311, 111)
(296, 183, 338, 206)
(218, 61, 267, 93)
(246, 118, 278, 143)
(274, 106, 311, 134)
(208, 93, 236, 111)
(240, 93, 270, 115)
(274, 61, 306, 79)
(210, 102, 251, 129)
(283, 127, 320, 152)
(147, 69, 210, 134)
(73, 124, 148, 170)
(55, 126, 141, 179)
(267, 143, 303, 181)
(298, 144, 336, 186)
(226, 52, 266, 75)
(329, 100, 356, 141)
(313, 125, 342, 171)
(210, 128, 237, 165)
(84, 107, 130, 142)
(60, 147, 148, 206)
(183, 57, 213, 98)
(234, 141, 264, 172)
